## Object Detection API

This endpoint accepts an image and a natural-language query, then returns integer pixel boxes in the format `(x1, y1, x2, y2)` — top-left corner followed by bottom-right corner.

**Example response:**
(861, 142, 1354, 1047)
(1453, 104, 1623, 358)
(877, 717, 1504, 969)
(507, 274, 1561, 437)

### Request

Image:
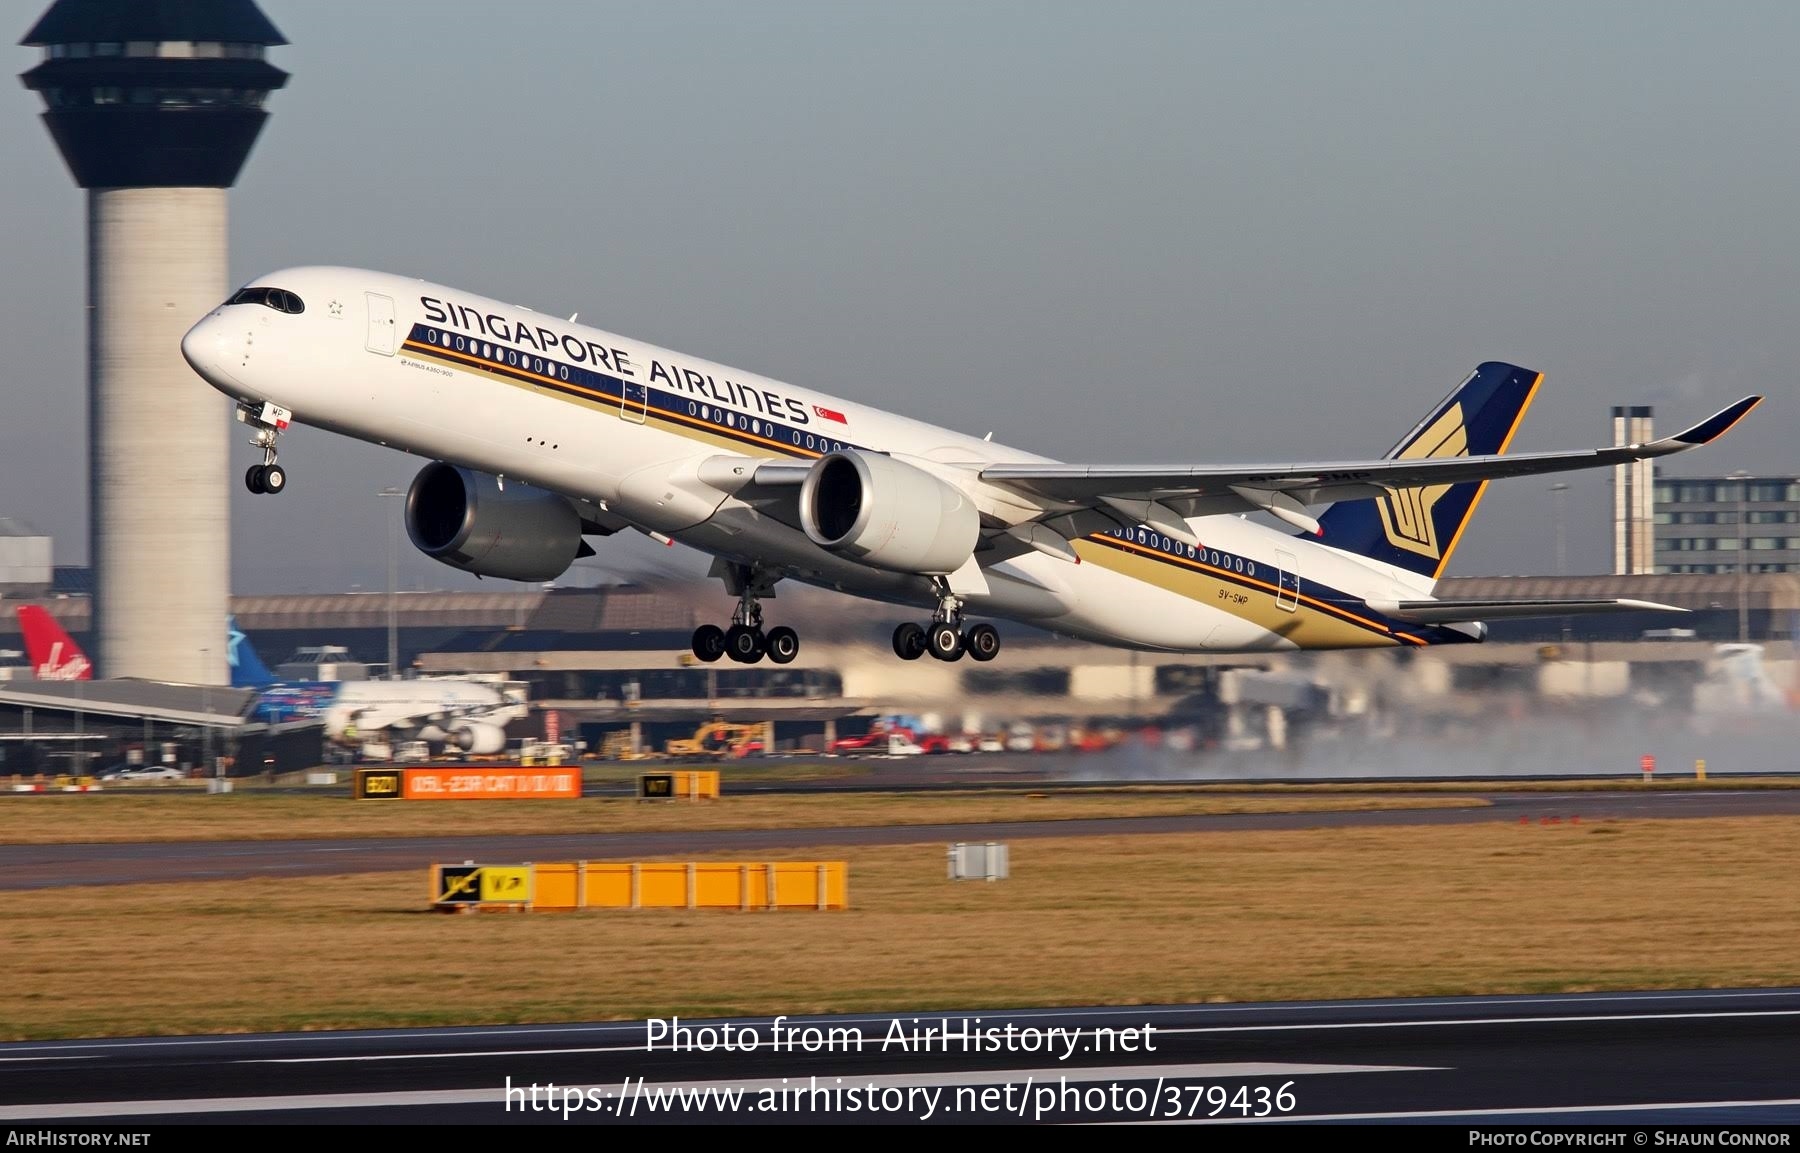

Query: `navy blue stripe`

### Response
(403, 324, 866, 461)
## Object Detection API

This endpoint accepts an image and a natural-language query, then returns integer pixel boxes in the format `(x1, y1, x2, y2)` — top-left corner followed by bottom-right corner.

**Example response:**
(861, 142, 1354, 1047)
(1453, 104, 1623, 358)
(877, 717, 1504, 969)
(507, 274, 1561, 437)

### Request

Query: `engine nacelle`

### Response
(446, 721, 508, 756)
(799, 449, 980, 575)
(406, 462, 583, 581)
(413, 720, 509, 755)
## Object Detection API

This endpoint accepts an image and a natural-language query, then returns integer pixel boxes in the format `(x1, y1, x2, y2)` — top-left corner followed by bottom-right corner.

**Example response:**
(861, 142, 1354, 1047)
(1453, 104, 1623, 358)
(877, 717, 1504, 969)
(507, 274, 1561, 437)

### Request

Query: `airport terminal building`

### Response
(1655, 475, 1800, 575)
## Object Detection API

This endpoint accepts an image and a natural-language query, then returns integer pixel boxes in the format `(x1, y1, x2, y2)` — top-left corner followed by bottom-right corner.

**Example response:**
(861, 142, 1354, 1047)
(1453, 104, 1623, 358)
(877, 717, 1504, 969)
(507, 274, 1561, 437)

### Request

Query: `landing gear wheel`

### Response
(725, 623, 765, 663)
(965, 623, 1001, 662)
(927, 622, 964, 661)
(238, 401, 291, 496)
(691, 624, 726, 663)
(892, 622, 927, 661)
(764, 626, 799, 665)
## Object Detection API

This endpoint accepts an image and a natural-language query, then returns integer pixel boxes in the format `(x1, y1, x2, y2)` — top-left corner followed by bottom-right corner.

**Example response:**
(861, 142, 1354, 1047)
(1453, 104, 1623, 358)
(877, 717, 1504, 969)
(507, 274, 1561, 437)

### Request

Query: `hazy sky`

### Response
(3, 1, 1795, 596)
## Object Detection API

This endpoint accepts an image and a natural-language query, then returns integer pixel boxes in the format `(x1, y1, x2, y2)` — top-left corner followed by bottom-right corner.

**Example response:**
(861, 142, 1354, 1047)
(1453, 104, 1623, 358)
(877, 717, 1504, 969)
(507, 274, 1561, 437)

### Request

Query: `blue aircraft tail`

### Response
(227, 616, 278, 689)
(1312, 361, 1542, 583)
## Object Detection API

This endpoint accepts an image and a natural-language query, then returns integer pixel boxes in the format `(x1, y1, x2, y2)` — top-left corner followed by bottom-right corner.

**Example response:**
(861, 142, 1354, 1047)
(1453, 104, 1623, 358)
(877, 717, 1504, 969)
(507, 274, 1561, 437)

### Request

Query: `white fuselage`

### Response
(254, 677, 524, 750)
(183, 267, 1460, 654)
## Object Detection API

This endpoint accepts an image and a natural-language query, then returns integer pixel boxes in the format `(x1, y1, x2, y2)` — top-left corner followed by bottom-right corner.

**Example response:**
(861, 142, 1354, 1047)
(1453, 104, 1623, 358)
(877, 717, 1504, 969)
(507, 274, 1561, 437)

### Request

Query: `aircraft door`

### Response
(1274, 549, 1299, 612)
(365, 293, 396, 356)
(621, 379, 648, 424)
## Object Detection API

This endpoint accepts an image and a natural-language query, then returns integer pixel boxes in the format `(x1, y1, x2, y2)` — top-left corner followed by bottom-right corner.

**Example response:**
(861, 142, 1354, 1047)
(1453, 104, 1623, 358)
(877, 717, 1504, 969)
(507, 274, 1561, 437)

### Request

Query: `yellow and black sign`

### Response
(480, 867, 531, 902)
(354, 769, 404, 800)
(437, 865, 483, 903)
(434, 864, 534, 907)
(639, 773, 674, 799)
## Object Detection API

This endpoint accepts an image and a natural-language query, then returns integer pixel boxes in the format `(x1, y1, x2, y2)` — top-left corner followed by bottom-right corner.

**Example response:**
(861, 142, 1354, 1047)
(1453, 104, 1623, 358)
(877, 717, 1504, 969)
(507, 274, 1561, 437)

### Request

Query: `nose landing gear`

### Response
(238, 400, 293, 495)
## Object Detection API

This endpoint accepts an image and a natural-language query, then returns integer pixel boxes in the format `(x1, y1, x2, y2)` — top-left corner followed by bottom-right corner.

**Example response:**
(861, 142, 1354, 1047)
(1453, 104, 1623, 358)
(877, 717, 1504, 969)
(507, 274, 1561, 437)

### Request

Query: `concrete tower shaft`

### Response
(1611, 405, 1655, 577)
(20, 0, 285, 685)
(89, 190, 231, 683)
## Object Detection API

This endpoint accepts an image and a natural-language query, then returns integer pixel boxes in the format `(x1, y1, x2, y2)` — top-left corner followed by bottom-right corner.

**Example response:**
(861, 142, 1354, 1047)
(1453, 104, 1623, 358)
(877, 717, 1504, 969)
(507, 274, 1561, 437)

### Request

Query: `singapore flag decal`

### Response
(813, 404, 847, 425)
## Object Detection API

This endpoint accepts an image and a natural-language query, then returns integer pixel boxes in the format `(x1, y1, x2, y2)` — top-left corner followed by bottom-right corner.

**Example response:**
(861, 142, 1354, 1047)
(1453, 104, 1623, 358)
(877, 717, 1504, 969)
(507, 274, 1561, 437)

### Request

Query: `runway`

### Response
(4, 788, 1797, 890)
(2, 989, 1797, 1123)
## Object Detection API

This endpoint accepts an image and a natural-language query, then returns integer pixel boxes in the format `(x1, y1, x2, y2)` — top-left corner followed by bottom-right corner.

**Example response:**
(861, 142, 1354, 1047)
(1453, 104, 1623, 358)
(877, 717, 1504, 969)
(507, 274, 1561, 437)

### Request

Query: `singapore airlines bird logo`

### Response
(1375, 403, 1467, 559)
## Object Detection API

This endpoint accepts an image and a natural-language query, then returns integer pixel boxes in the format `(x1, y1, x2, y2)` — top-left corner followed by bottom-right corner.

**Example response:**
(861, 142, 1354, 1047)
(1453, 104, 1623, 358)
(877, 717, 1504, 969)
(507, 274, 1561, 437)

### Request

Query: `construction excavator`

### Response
(663, 719, 768, 759)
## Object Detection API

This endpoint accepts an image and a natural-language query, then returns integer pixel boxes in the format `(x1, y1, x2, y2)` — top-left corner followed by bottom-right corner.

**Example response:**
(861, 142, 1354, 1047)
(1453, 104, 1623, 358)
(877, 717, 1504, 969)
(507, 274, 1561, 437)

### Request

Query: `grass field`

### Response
(3, 815, 1796, 1040)
(0, 789, 1478, 844)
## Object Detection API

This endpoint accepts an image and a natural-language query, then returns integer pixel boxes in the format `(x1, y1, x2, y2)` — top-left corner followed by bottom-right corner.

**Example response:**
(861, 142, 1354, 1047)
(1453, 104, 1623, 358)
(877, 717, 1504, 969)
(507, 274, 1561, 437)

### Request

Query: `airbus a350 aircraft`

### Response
(180, 268, 1762, 665)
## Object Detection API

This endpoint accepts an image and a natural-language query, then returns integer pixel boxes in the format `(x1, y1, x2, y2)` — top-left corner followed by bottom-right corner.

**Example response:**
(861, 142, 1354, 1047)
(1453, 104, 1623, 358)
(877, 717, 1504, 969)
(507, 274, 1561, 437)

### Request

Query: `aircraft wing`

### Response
(976, 396, 1763, 531)
(1364, 597, 1687, 624)
(688, 396, 1760, 567)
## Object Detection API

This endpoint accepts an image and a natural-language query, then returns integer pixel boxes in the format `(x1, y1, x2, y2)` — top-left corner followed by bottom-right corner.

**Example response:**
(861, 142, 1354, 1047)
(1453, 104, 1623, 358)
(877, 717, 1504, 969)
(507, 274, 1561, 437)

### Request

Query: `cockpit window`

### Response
(227, 286, 305, 314)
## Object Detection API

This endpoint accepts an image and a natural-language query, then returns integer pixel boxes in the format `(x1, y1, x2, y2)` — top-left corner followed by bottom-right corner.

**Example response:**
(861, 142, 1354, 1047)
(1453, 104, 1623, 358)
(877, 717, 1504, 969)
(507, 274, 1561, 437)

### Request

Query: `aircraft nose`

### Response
(180, 314, 238, 391)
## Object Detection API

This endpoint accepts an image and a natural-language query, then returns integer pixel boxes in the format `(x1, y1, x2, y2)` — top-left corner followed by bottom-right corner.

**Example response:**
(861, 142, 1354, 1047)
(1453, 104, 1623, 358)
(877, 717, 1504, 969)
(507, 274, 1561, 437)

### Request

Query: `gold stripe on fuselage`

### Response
(1076, 535, 1411, 649)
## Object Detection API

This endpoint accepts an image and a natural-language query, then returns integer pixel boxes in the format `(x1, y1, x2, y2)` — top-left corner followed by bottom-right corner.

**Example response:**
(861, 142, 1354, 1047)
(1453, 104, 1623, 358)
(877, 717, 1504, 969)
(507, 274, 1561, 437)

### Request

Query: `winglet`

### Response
(1667, 396, 1763, 446)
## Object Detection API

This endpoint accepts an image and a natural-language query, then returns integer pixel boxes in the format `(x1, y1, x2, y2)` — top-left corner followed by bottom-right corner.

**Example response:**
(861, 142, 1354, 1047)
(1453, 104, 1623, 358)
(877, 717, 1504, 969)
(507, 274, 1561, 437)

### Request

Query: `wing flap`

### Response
(1367, 598, 1688, 624)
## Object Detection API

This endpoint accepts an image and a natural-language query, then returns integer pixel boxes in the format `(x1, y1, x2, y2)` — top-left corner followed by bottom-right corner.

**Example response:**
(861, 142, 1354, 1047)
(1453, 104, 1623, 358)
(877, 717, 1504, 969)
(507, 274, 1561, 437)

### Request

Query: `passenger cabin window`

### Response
(227, 287, 305, 314)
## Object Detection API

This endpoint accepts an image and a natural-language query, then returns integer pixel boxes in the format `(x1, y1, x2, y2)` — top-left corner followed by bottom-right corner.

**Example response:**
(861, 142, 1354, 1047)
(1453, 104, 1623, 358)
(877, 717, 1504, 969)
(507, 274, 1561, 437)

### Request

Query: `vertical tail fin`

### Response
(1313, 361, 1543, 584)
(16, 605, 93, 681)
(227, 616, 278, 689)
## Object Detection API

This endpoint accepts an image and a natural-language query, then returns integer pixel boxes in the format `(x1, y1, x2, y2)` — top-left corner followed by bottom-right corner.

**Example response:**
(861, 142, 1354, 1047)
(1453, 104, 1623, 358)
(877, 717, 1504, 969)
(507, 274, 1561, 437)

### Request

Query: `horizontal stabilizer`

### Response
(1366, 597, 1687, 624)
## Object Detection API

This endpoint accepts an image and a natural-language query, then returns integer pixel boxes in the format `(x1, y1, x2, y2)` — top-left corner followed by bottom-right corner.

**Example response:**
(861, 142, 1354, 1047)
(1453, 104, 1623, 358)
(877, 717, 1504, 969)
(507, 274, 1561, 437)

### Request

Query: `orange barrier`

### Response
(429, 860, 847, 912)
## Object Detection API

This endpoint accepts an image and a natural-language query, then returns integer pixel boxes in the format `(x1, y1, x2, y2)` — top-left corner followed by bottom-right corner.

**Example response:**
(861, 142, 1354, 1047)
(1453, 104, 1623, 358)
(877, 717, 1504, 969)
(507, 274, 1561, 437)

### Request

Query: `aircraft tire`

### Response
(691, 624, 726, 663)
(262, 463, 287, 494)
(892, 622, 926, 661)
(927, 622, 963, 661)
(765, 626, 799, 664)
(725, 623, 764, 663)
(965, 623, 1001, 662)
(245, 465, 266, 494)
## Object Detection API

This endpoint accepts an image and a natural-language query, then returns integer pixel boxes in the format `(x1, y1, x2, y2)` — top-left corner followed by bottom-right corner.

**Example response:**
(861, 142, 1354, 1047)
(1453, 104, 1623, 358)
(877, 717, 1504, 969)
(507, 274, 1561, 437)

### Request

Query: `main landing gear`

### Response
(892, 583, 1001, 663)
(239, 400, 293, 495)
(691, 566, 798, 665)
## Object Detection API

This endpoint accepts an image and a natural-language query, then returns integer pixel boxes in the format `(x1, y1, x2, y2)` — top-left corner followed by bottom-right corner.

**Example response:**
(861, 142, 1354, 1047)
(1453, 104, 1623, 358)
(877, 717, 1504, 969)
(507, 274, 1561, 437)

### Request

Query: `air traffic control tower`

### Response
(20, 0, 287, 684)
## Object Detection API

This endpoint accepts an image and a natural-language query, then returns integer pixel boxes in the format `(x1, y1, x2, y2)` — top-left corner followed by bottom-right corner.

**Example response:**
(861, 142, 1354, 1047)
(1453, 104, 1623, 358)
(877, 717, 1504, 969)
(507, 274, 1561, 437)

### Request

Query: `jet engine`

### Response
(406, 462, 584, 581)
(799, 449, 980, 575)
(444, 721, 507, 756)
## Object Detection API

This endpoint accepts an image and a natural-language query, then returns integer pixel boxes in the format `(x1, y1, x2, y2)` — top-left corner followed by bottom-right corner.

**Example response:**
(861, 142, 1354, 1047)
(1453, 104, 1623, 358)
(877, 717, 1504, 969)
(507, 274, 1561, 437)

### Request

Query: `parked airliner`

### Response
(180, 268, 1761, 664)
(15, 605, 520, 753)
(225, 617, 526, 754)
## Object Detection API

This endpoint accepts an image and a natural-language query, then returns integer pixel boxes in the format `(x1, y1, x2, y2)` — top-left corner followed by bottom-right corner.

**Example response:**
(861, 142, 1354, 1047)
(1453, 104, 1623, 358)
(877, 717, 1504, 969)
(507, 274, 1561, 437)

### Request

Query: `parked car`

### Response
(100, 765, 186, 783)
(829, 722, 913, 756)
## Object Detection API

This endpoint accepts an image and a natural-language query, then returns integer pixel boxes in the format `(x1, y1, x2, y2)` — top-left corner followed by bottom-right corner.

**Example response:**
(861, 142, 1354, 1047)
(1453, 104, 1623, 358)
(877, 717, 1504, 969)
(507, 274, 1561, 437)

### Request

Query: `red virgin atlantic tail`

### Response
(16, 605, 92, 681)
